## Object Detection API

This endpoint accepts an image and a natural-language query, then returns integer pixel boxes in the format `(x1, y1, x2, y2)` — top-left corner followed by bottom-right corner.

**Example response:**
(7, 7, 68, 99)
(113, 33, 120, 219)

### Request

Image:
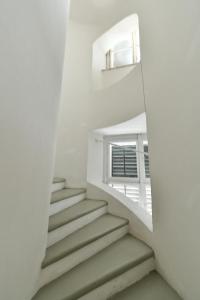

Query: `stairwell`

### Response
(33, 178, 181, 300)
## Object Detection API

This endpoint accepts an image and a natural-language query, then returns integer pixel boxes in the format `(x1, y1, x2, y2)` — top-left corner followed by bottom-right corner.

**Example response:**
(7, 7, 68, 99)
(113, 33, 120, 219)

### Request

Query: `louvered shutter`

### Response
(112, 145, 138, 178)
(144, 145, 150, 178)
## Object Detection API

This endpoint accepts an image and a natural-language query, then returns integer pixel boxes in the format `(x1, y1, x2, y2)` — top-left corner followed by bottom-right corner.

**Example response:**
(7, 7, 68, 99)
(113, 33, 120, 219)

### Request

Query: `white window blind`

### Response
(144, 144, 150, 178)
(104, 134, 152, 215)
(111, 145, 138, 178)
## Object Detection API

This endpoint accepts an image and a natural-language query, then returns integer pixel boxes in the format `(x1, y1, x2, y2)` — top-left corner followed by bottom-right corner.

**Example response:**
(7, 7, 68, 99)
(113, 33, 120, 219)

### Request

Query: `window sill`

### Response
(108, 177, 139, 184)
(102, 63, 136, 72)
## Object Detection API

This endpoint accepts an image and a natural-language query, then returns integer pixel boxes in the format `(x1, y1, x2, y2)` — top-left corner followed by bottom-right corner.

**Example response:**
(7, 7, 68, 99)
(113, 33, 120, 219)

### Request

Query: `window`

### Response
(93, 14, 140, 89)
(104, 134, 150, 184)
(103, 134, 152, 215)
(105, 34, 135, 70)
(112, 143, 138, 178)
(109, 183, 140, 203)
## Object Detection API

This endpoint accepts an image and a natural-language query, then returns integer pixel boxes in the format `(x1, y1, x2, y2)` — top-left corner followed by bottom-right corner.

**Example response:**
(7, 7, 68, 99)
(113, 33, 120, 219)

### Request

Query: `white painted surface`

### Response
(49, 193, 86, 216)
(39, 225, 128, 288)
(55, 15, 145, 188)
(47, 206, 108, 247)
(55, 1, 200, 299)
(89, 181, 152, 232)
(78, 257, 155, 300)
(87, 183, 153, 249)
(140, 2, 200, 299)
(0, 1, 68, 299)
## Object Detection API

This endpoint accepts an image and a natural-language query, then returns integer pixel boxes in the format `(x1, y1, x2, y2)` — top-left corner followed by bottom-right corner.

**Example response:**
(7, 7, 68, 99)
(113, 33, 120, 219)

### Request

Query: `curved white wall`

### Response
(55, 9, 145, 187)
(0, 1, 68, 299)
(140, 1, 200, 299)
(55, 1, 200, 299)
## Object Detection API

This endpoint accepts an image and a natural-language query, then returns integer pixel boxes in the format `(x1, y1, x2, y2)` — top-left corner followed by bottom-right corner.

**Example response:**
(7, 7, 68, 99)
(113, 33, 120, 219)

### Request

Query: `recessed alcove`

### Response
(87, 113, 153, 231)
(92, 14, 141, 90)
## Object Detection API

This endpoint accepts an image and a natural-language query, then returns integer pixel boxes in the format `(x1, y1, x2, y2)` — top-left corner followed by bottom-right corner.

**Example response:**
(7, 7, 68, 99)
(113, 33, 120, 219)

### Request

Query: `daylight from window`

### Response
(104, 15, 141, 70)
(105, 29, 140, 70)
(92, 14, 140, 89)
(105, 15, 140, 70)
(104, 134, 152, 215)
(87, 114, 153, 228)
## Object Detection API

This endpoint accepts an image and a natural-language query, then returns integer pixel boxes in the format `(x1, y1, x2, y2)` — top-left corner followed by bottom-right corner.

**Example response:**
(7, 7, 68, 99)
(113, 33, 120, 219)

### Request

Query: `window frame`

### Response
(103, 134, 150, 185)
(105, 33, 135, 70)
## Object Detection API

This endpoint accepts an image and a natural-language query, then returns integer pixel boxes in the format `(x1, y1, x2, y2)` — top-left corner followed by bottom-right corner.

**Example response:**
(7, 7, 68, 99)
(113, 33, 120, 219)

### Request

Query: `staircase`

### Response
(33, 177, 168, 300)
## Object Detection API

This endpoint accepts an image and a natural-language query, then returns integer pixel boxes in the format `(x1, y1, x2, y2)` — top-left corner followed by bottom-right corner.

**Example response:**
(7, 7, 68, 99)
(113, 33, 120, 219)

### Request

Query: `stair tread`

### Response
(53, 177, 66, 184)
(110, 271, 181, 300)
(48, 199, 107, 232)
(51, 188, 85, 204)
(43, 214, 128, 267)
(33, 235, 153, 300)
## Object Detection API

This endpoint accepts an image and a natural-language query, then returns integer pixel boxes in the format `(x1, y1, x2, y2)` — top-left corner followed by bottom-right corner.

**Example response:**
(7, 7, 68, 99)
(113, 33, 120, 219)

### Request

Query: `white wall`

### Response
(55, 14, 145, 187)
(87, 182, 154, 248)
(141, 1, 200, 299)
(55, 1, 200, 299)
(0, 1, 68, 299)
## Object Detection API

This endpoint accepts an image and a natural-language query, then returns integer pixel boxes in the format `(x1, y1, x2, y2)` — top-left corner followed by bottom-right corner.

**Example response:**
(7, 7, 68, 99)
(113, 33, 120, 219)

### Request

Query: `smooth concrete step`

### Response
(44, 214, 128, 267)
(49, 188, 86, 216)
(52, 178, 66, 193)
(53, 177, 66, 184)
(110, 271, 182, 300)
(33, 235, 154, 300)
(47, 199, 108, 246)
(39, 214, 129, 288)
(51, 188, 86, 204)
(48, 199, 107, 232)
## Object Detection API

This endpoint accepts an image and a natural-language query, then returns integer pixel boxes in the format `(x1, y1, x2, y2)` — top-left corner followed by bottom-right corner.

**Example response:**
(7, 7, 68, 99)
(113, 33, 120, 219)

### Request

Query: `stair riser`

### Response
(39, 225, 129, 289)
(49, 193, 86, 216)
(51, 182, 65, 193)
(78, 257, 155, 300)
(47, 206, 108, 247)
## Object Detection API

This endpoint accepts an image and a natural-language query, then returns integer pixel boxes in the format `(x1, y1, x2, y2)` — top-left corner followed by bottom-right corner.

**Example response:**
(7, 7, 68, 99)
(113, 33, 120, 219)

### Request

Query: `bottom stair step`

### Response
(110, 271, 182, 300)
(33, 235, 154, 300)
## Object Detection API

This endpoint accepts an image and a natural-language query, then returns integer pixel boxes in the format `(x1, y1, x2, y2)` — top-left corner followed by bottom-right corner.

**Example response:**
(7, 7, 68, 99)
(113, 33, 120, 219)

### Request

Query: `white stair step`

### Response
(47, 199, 108, 246)
(39, 214, 129, 287)
(53, 178, 65, 184)
(110, 271, 181, 300)
(49, 188, 86, 216)
(33, 235, 154, 300)
(52, 178, 66, 193)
